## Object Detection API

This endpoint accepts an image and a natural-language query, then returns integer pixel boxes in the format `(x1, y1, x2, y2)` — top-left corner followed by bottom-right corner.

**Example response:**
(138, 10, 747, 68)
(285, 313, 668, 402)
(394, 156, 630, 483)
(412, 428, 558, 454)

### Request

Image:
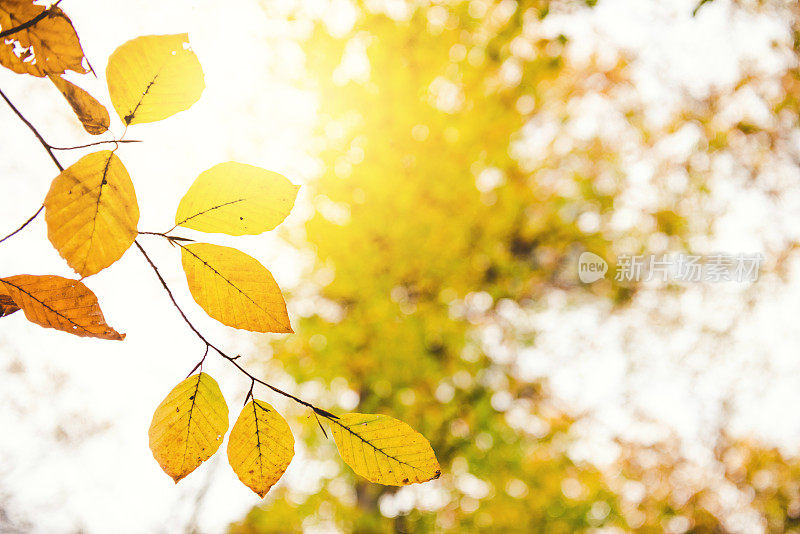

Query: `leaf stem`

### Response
(138, 231, 194, 243)
(133, 239, 338, 420)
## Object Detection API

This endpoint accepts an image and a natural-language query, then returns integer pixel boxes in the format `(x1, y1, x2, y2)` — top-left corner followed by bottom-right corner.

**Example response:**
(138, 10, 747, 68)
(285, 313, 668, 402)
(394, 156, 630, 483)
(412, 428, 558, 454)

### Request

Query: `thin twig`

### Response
(0, 0, 62, 39)
(133, 239, 338, 419)
(0, 205, 43, 245)
(0, 88, 63, 171)
(50, 139, 142, 151)
(0, 88, 64, 243)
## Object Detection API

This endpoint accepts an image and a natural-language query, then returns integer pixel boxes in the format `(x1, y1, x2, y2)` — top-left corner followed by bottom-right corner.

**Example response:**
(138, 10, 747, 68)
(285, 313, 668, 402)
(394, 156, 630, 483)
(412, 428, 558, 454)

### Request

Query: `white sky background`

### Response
(0, 0, 798, 532)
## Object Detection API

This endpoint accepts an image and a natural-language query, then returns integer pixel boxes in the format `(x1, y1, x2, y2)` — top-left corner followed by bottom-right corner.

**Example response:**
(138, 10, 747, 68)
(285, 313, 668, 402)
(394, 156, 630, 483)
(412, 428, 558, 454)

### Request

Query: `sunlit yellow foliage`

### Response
(180, 243, 292, 333)
(243, 1, 646, 531)
(48, 74, 109, 135)
(0, 0, 86, 77)
(0, 274, 123, 339)
(148, 373, 229, 483)
(106, 33, 204, 125)
(175, 162, 299, 236)
(330, 413, 441, 486)
(228, 400, 295, 498)
(44, 150, 139, 277)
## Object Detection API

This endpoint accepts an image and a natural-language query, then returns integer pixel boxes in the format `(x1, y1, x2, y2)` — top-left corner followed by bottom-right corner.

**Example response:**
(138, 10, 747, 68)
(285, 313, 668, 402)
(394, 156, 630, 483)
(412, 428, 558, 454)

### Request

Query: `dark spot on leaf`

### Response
(403, 478, 409, 484)
(176, 407, 180, 412)
(189, 395, 194, 400)
(433, 470, 441, 479)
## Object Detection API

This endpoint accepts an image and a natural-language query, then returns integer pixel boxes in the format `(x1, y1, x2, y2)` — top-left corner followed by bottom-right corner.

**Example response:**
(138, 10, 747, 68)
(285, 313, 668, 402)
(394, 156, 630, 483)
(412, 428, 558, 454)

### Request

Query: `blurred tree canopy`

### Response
(231, 0, 800, 532)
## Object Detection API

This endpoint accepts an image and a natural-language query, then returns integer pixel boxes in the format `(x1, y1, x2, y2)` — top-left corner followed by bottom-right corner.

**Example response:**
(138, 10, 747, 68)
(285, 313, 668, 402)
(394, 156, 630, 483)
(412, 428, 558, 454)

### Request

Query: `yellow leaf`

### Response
(180, 243, 292, 333)
(44, 150, 139, 277)
(0, 0, 87, 77)
(148, 373, 229, 483)
(106, 33, 204, 125)
(175, 162, 299, 236)
(330, 413, 441, 486)
(48, 74, 109, 135)
(0, 274, 124, 339)
(227, 400, 294, 497)
(0, 282, 19, 317)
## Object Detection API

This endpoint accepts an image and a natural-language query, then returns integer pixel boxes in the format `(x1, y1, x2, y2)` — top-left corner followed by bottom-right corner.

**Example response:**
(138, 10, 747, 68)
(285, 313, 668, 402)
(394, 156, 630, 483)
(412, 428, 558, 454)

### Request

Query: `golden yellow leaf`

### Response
(0, 274, 124, 339)
(0, 0, 87, 77)
(175, 162, 299, 236)
(44, 150, 139, 277)
(330, 413, 441, 486)
(106, 33, 204, 125)
(180, 243, 292, 333)
(227, 400, 294, 497)
(148, 373, 229, 483)
(48, 74, 109, 135)
(0, 282, 19, 317)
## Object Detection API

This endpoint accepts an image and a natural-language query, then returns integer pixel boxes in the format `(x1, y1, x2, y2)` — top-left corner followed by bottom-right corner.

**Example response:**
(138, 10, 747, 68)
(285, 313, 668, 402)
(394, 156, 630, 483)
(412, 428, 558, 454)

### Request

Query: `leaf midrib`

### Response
(1, 278, 92, 335)
(331, 418, 429, 476)
(182, 245, 285, 326)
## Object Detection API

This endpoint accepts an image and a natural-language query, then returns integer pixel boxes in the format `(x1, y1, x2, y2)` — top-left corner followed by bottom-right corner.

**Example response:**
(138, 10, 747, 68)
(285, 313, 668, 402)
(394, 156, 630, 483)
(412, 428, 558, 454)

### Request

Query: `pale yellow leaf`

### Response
(148, 373, 229, 483)
(0, 0, 87, 77)
(227, 400, 294, 497)
(330, 413, 441, 486)
(106, 33, 204, 125)
(175, 162, 299, 236)
(44, 150, 139, 277)
(180, 243, 292, 333)
(0, 274, 124, 339)
(49, 74, 109, 135)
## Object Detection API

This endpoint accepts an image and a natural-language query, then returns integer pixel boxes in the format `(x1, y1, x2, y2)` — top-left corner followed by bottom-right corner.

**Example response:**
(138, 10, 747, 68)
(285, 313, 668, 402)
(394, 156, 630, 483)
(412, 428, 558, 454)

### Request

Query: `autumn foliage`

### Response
(0, 0, 440, 498)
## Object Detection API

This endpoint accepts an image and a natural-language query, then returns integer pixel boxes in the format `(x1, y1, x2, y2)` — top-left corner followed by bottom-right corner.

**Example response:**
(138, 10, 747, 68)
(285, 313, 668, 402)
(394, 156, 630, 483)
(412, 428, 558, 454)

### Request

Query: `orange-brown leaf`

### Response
(0, 0, 87, 77)
(48, 74, 109, 135)
(0, 274, 124, 339)
(0, 283, 19, 317)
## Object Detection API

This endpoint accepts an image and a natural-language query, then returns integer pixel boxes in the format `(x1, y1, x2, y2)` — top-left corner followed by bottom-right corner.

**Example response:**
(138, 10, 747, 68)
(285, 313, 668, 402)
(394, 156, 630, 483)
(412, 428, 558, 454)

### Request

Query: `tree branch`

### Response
(1, 79, 337, 423)
(133, 239, 338, 420)
(0, 90, 138, 244)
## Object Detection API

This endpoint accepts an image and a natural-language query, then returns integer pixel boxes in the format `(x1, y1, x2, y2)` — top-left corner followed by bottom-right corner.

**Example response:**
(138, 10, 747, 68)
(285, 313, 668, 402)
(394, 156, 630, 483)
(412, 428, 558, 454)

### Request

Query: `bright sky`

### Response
(0, 0, 797, 532)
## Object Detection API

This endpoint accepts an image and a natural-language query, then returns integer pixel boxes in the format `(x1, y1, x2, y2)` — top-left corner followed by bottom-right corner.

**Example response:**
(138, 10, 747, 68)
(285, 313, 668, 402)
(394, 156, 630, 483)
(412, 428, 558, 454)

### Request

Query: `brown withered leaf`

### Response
(0, 283, 19, 317)
(0, 0, 87, 77)
(48, 74, 109, 134)
(0, 274, 124, 339)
